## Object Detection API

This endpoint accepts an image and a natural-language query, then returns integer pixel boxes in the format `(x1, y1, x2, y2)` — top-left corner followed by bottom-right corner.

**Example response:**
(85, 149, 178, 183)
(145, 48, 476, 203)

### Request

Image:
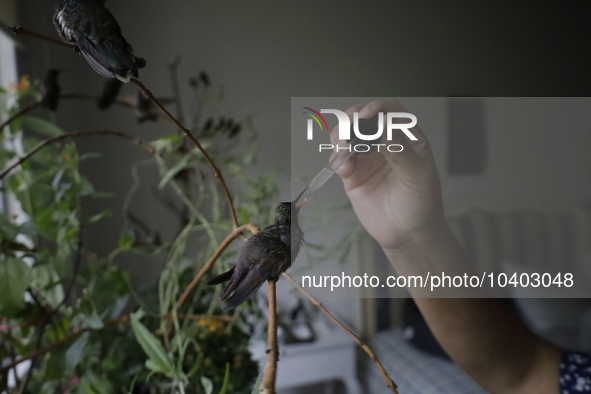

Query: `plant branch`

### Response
(0, 312, 232, 375)
(56, 200, 84, 310)
(0, 315, 130, 375)
(260, 279, 278, 394)
(175, 223, 259, 311)
(0, 129, 159, 180)
(168, 55, 185, 125)
(130, 78, 238, 227)
(0, 93, 169, 134)
(7, 26, 78, 52)
(282, 273, 399, 394)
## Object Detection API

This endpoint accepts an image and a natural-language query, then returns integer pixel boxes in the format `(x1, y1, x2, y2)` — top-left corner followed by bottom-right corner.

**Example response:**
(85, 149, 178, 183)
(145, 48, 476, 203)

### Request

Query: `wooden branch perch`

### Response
(7, 26, 78, 52)
(0, 129, 159, 180)
(130, 78, 238, 227)
(282, 273, 400, 394)
(175, 223, 260, 311)
(260, 279, 278, 394)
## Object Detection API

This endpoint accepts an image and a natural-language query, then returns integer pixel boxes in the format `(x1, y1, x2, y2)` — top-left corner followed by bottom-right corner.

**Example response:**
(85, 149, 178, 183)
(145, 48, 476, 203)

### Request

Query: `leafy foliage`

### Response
(0, 72, 276, 393)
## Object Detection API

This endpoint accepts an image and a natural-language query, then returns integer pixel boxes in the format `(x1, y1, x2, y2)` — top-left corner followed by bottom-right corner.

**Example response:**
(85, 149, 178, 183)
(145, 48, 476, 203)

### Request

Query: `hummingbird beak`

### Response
(293, 187, 308, 205)
(296, 196, 316, 209)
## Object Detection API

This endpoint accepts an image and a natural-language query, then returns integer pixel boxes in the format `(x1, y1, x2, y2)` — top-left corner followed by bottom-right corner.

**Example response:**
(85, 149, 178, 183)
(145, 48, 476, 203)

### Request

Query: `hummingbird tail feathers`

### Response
(219, 269, 267, 311)
(207, 266, 235, 285)
(77, 37, 140, 82)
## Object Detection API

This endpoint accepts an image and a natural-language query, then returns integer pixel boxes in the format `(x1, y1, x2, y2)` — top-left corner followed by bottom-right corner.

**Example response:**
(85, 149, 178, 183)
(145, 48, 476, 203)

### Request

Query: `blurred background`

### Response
(2, 1, 591, 393)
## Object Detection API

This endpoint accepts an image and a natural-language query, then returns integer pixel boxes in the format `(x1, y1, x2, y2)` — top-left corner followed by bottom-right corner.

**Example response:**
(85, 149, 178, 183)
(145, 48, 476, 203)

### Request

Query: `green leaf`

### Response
(251, 365, 265, 394)
(0, 257, 32, 316)
(151, 134, 180, 151)
(35, 208, 54, 232)
(158, 155, 192, 189)
(219, 363, 230, 394)
(44, 346, 67, 380)
(84, 311, 104, 329)
(88, 210, 112, 223)
(200, 376, 213, 394)
(145, 359, 165, 373)
(79, 152, 102, 161)
(0, 215, 19, 240)
(31, 264, 64, 308)
(18, 221, 38, 237)
(46, 317, 71, 342)
(80, 379, 99, 394)
(21, 115, 65, 136)
(130, 311, 174, 375)
(239, 208, 250, 225)
(9, 116, 22, 134)
(186, 352, 205, 378)
(118, 235, 133, 249)
(66, 331, 90, 370)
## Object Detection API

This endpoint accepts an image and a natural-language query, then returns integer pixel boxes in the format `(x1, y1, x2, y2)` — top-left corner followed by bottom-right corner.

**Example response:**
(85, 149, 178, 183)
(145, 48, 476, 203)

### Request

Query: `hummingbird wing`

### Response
(219, 266, 268, 311)
(217, 233, 287, 311)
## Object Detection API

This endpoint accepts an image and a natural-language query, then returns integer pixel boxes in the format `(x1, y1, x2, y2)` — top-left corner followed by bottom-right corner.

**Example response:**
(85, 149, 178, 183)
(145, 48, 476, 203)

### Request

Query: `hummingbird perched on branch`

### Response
(208, 189, 312, 311)
(53, 0, 146, 82)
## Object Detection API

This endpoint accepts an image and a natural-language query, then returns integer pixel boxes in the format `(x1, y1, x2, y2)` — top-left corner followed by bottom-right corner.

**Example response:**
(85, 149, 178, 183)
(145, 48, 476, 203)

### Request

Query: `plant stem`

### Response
(282, 272, 399, 394)
(7, 26, 78, 52)
(0, 93, 169, 133)
(0, 129, 159, 180)
(0, 313, 232, 374)
(260, 279, 278, 394)
(130, 78, 238, 227)
(168, 55, 185, 125)
(56, 198, 83, 310)
(7, 25, 238, 226)
(0, 315, 129, 375)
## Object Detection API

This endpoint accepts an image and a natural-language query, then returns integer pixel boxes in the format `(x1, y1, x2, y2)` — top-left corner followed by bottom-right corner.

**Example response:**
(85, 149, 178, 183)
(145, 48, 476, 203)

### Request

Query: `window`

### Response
(0, 28, 19, 214)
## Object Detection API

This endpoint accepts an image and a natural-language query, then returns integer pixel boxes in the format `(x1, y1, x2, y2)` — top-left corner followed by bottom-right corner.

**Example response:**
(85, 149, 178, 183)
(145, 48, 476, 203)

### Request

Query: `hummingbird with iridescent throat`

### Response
(208, 189, 312, 311)
(53, 0, 146, 82)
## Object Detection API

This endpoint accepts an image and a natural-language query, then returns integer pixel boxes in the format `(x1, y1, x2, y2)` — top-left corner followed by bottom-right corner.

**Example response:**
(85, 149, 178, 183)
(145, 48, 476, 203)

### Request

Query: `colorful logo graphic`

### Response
(302, 107, 328, 138)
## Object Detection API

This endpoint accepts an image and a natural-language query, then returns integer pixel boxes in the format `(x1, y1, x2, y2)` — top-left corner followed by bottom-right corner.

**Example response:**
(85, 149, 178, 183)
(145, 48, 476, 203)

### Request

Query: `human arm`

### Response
(332, 99, 561, 394)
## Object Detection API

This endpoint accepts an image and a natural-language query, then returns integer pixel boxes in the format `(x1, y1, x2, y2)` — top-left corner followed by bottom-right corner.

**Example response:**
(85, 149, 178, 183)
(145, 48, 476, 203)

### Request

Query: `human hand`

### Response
(331, 99, 445, 251)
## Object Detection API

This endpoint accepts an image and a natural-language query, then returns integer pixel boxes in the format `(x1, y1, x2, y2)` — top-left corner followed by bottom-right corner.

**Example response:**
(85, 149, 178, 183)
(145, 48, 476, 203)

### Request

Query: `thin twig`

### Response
(177, 313, 233, 322)
(168, 55, 185, 125)
(175, 223, 259, 311)
(0, 312, 232, 375)
(56, 199, 84, 310)
(282, 273, 399, 394)
(260, 279, 278, 394)
(0, 100, 39, 132)
(0, 129, 159, 180)
(17, 321, 48, 394)
(0, 317, 48, 332)
(7, 26, 78, 52)
(0, 93, 169, 133)
(130, 78, 238, 227)
(0, 315, 130, 375)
